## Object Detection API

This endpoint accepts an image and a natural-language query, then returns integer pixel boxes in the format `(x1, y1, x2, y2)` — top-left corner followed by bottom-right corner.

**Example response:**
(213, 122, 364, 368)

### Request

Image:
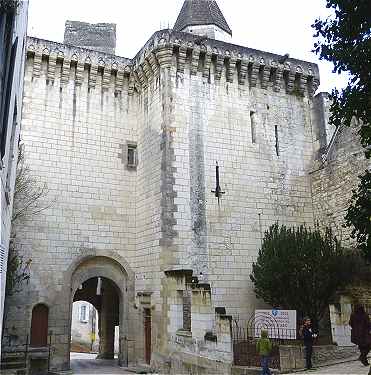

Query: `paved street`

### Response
(70, 352, 371, 374)
(70, 353, 131, 374)
(294, 359, 370, 374)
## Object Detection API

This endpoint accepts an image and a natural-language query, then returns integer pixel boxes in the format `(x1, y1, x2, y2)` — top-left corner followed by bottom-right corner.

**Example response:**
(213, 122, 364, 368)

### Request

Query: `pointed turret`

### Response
(173, 0, 232, 42)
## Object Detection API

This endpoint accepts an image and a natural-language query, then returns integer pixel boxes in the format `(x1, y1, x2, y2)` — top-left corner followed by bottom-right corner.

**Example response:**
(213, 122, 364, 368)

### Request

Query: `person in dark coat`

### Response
(300, 317, 318, 370)
(349, 305, 371, 366)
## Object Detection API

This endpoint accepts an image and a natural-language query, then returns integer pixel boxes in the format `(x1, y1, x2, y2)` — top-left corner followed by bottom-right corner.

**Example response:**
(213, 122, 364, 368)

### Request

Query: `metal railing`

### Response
(231, 319, 299, 369)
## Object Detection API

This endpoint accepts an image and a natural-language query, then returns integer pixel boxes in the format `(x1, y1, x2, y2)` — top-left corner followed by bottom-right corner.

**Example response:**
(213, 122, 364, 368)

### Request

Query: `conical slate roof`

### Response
(173, 0, 232, 36)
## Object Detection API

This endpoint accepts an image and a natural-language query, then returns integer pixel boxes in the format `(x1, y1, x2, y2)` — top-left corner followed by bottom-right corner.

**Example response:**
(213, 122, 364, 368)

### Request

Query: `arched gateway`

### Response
(68, 255, 133, 367)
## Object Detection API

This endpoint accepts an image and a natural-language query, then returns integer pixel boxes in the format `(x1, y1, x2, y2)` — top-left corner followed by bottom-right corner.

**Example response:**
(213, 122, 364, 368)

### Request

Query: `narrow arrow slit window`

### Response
(250, 111, 257, 144)
(275, 125, 279, 156)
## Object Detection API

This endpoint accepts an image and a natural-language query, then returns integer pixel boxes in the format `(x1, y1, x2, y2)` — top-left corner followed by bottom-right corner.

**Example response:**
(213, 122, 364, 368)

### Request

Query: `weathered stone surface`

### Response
(3, 3, 369, 373)
(64, 21, 116, 55)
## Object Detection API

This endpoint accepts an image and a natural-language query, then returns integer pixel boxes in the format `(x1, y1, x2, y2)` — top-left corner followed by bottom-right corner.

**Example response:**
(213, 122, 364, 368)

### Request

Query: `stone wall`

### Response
(3, 28, 331, 372)
(169, 44, 317, 319)
(311, 121, 370, 246)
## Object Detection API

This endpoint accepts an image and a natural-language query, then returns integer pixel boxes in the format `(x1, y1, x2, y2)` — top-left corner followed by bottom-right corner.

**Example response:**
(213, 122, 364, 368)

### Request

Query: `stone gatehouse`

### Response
(3, 0, 369, 374)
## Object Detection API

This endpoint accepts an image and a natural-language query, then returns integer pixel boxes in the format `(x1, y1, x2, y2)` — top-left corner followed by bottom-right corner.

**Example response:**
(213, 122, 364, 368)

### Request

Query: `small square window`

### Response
(127, 144, 137, 168)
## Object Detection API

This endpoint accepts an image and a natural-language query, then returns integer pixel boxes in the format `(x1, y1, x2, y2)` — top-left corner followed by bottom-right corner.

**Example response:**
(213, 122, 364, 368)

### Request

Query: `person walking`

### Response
(300, 317, 317, 371)
(349, 305, 371, 366)
(256, 329, 273, 375)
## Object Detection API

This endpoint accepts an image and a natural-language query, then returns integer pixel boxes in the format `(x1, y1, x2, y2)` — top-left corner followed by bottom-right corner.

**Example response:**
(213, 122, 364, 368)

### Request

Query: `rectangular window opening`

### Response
(275, 125, 279, 156)
(250, 111, 257, 144)
(127, 144, 137, 168)
(80, 305, 88, 322)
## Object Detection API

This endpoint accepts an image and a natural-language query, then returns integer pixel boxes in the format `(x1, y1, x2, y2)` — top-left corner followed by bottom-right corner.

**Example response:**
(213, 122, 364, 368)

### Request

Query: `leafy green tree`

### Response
(250, 223, 356, 328)
(313, 1, 371, 261)
(345, 171, 371, 262)
(0, 0, 20, 14)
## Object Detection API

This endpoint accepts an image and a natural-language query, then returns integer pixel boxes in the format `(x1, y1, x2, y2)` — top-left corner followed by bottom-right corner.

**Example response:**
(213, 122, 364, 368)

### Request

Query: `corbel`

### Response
(75, 61, 84, 86)
(147, 52, 159, 78)
(115, 68, 124, 93)
(60, 58, 71, 85)
(238, 59, 248, 85)
(32, 52, 42, 78)
(309, 78, 320, 97)
(298, 74, 308, 96)
(249, 62, 260, 87)
(190, 47, 200, 76)
(128, 71, 135, 96)
(261, 65, 271, 89)
(142, 59, 153, 85)
(226, 56, 237, 83)
(177, 46, 187, 74)
(273, 65, 284, 92)
(202, 49, 212, 78)
(89, 65, 98, 89)
(156, 46, 173, 69)
(47, 53, 57, 82)
(137, 65, 148, 90)
(214, 54, 224, 81)
(286, 71, 296, 93)
(102, 66, 111, 90)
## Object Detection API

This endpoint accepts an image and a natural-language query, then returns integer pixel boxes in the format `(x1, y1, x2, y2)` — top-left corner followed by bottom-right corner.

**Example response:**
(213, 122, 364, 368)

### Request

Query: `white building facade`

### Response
(0, 0, 29, 354)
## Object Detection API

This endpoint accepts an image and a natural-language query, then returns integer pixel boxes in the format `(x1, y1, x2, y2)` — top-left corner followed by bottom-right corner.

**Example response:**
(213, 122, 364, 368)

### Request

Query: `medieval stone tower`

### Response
(3, 0, 368, 373)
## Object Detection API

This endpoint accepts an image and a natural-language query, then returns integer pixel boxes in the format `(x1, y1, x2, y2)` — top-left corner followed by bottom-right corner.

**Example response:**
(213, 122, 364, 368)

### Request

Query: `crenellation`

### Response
(26, 32, 319, 96)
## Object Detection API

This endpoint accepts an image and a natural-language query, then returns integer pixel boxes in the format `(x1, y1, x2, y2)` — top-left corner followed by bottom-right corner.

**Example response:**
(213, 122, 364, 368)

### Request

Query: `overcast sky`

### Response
(27, 0, 348, 93)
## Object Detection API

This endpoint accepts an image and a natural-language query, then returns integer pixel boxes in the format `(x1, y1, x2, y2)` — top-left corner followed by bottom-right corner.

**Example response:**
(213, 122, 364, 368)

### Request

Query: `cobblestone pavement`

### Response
(294, 359, 370, 374)
(70, 353, 131, 374)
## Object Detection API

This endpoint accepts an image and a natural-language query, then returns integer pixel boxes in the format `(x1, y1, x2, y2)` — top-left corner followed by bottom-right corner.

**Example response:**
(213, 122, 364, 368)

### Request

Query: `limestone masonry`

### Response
(3, 1, 369, 374)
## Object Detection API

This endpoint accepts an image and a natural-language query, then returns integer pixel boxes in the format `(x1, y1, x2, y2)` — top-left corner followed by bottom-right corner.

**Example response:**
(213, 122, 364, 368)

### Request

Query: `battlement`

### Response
(26, 29, 319, 97)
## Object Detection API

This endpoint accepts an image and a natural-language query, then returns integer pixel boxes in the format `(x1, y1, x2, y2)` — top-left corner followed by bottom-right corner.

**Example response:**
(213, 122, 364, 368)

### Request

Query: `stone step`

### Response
(0, 362, 26, 370)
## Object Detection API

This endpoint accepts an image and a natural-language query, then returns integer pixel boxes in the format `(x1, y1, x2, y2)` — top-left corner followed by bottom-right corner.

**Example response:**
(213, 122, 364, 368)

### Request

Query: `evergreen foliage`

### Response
(313, 1, 371, 261)
(345, 170, 371, 261)
(250, 223, 355, 327)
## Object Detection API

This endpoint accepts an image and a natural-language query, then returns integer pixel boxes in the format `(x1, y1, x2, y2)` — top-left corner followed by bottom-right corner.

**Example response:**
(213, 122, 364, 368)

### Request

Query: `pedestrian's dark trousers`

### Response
(260, 355, 272, 375)
(359, 344, 370, 361)
(305, 344, 313, 369)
